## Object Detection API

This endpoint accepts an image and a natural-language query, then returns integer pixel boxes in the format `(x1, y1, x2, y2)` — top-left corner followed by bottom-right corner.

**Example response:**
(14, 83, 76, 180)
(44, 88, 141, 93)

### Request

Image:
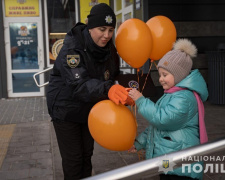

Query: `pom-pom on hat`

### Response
(157, 38, 197, 84)
(87, 3, 116, 29)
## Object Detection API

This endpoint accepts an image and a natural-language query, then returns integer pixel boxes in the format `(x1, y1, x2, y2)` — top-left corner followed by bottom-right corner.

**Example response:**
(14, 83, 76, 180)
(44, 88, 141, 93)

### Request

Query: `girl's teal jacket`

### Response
(134, 69, 208, 179)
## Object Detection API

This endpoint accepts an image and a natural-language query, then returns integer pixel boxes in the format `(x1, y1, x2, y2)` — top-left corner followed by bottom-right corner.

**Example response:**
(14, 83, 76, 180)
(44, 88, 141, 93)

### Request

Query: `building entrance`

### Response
(3, 0, 44, 97)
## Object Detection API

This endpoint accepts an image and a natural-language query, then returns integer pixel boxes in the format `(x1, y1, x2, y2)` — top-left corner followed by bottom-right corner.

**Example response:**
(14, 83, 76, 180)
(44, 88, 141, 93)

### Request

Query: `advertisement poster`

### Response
(80, 0, 109, 23)
(5, 0, 39, 17)
(10, 23, 38, 70)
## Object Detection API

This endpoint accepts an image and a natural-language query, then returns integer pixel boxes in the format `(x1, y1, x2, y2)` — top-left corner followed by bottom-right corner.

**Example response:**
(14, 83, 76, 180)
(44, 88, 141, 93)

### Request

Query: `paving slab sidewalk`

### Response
(0, 97, 224, 180)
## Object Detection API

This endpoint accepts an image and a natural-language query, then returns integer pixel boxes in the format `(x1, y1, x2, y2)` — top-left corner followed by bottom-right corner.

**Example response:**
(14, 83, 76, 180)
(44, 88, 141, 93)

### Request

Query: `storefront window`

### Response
(125, 0, 133, 7)
(124, 12, 132, 21)
(116, 13, 122, 30)
(47, 0, 76, 64)
(79, 0, 109, 24)
(116, 0, 122, 11)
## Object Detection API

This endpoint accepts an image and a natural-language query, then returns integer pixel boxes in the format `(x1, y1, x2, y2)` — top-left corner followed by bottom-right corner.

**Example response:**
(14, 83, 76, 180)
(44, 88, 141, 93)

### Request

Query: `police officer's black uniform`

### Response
(46, 22, 119, 179)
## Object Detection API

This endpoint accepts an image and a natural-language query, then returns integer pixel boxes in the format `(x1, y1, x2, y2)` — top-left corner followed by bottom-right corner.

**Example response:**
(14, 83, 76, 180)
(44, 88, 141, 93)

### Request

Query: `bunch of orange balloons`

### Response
(115, 15, 177, 68)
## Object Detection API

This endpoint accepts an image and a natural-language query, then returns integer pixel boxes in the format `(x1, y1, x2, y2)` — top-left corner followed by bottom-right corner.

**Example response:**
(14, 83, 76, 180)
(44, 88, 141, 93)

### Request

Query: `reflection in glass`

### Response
(48, 0, 75, 33)
(125, 0, 133, 7)
(116, 0, 122, 11)
(12, 73, 40, 93)
(10, 23, 38, 70)
(124, 12, 132, 21)
(47, 0, 75, 65)
(116, 13, 122, 32)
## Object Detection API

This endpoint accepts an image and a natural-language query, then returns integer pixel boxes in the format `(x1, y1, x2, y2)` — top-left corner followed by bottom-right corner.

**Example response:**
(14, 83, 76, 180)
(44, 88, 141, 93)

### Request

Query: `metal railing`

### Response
(33, 67, 53, 87)
(84, 137, 225, 180)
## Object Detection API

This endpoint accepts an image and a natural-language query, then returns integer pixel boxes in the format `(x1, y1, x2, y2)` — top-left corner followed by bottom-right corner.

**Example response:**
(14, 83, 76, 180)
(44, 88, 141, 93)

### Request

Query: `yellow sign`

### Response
(5, 0, 39, 17)
(80, 0, 110, 24)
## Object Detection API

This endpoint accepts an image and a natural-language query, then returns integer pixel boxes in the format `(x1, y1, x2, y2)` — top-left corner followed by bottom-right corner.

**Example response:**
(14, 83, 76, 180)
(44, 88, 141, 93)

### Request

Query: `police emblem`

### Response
(104, 70, 110, 80)
(162, 160, 169, 169)
(105, 15, 113, 24)
(67, 55, 80, 68)
(128, 80, 139, 89)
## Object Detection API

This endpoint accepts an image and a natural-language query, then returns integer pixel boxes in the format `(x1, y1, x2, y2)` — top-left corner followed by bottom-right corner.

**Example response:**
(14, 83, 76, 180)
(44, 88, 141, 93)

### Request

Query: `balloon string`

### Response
(137, 69, 140, 91)
(137, 150, 146, 161)
(134, 105, 137, 128)
(130, 69, 144, 161)
(153, 60, 158, 69)
(141, 60, 153, 94)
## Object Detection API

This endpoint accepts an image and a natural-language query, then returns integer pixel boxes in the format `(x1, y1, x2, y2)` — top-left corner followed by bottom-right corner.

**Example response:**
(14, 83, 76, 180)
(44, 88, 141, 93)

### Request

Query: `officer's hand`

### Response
(108, 84, 128, 105)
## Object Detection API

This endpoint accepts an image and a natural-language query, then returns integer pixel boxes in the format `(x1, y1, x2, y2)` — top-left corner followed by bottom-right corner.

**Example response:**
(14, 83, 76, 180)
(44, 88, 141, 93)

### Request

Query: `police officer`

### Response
(47, 3, 132, 179)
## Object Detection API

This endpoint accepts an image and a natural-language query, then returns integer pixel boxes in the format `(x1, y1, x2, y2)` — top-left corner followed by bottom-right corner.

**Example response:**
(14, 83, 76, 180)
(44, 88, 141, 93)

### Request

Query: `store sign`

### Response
(5, 0, 39, 17)
(80, 0, 109, 24)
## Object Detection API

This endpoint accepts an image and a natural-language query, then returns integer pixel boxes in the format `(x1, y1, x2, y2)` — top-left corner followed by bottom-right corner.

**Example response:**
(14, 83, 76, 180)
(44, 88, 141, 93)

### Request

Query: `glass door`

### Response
(3, 0, 44, 97)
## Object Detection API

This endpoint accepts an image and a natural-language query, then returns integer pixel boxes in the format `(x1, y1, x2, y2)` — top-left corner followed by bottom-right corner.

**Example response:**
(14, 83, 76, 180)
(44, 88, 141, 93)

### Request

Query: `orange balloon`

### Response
(88, 100, 137, 151)
(116, 18, 153, 68)
(146, 16, 177, 61)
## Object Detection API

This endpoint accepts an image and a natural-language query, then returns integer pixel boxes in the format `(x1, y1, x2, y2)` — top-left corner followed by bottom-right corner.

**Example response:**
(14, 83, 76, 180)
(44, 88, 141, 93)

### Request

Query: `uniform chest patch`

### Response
(104, 70, 110, 80)
(67, 55, 80, 68)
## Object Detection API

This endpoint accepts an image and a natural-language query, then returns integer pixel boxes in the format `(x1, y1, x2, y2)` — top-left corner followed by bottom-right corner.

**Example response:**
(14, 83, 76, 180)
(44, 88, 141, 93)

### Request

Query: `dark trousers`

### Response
(160, 174, 198, 180)
(53, 121, 94, 180)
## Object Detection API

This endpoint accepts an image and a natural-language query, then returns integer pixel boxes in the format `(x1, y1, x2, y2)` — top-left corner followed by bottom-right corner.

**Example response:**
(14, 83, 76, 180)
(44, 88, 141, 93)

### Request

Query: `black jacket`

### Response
(47, 23, 120, 123)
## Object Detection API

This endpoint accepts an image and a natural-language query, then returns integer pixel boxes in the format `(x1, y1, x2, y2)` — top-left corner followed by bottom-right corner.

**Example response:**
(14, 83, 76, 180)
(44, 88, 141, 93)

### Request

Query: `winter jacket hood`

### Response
(176, 69, 208, 102)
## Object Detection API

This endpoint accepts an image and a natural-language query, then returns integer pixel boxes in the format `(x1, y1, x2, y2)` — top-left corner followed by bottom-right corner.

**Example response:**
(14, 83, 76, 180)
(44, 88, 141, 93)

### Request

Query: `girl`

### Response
(128, 39, 208, 180)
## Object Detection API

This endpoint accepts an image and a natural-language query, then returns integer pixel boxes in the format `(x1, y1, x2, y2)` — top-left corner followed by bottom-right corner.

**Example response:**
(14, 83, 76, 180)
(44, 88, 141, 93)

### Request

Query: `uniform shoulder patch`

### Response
(67, 55, 80, 68)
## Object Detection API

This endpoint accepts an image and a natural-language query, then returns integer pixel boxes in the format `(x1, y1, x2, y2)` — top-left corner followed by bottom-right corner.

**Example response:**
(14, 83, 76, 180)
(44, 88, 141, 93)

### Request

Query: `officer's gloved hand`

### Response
(108, 85, 135, 106)
(108, 84, 128, 105)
